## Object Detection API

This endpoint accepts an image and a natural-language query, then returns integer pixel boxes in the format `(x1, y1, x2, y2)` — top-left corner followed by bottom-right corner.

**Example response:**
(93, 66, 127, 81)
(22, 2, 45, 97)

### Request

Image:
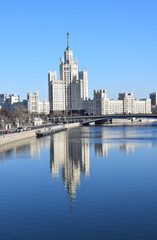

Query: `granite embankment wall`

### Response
(0, 123, 80, 147)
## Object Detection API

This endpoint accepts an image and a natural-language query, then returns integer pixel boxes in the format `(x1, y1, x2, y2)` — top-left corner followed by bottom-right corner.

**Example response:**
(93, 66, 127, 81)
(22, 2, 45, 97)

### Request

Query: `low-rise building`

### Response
(119, 92, 151, 114)
(0, 93, 20, 110)
(27, 91, 50, 114)
(93, 90, 123, 115)
(92, 90, 151, 115)
(33, 117, 43, 126)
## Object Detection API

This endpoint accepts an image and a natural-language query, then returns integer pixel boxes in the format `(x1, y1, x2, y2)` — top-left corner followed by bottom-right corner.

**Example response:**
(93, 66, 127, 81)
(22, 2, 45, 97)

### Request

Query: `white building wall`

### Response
(145, 99, 151, 113)
(108, 99, 123, 114)
(133, 100, 145, 114)
(93, 89, 107, 115)
(38, 100, 50, 114)
(119, 92, 134, 114)
(27, 91, 39, 113)
(79, 69, 88, 100)
(49, 35, 88, 112)
(92, 90, 151, 115)
(9, 94, 20, 105)
(48, 70, 65, 111)
(27, 91, 49, 114)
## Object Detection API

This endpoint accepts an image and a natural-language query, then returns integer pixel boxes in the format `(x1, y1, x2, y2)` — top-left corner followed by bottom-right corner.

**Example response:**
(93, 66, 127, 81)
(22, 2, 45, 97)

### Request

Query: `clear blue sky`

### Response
(0, 0, 157, 101)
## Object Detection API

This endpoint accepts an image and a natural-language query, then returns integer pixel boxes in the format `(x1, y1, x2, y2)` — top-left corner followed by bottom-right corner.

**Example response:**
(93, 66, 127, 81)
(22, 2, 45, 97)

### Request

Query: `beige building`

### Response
(92, 90, 151, 115)
(48, 70, 65, 111)
(48, 33, 88, 113)
(93, 89, 123, 115)
(119, 92, 151, 114)
(27, 91, 50, 114)
(118, 92, 134, 114)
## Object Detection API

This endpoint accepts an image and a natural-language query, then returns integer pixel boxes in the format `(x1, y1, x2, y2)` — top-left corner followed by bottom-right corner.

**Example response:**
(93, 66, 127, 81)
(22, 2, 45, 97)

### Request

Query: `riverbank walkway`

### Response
(0, 123, 79, 147)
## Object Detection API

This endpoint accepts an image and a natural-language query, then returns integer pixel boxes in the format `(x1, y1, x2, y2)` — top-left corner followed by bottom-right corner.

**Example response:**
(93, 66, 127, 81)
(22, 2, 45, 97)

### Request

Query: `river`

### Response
(0, 125, 157, 240)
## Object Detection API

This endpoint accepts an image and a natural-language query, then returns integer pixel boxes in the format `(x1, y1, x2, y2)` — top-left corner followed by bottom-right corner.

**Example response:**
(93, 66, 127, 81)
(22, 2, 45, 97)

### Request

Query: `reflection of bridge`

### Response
(79, 114, 157, 126)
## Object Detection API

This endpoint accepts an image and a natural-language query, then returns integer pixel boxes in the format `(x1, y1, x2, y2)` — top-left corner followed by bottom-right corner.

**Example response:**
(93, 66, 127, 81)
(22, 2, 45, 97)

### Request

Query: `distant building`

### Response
(13, 100, 28, 110)
(93, 89, 107, 115)
(119, 92, 151, 114)
(33, 117, 43, 126)
(27, 91, 39, 113)
(0, 94, 7, 104)
(27, 91, 50, 114)
(91, 90, 151, 115)
(83, 98, 93, 116)
(7, 94, 20, 105)
(118, 92, 134, 114)
(93, 90, 123, 115)
(48, 70, 65, 111)
(150, 92, 157, 105)
(0, 93, 21, 111)
(48, 33, 88, 114)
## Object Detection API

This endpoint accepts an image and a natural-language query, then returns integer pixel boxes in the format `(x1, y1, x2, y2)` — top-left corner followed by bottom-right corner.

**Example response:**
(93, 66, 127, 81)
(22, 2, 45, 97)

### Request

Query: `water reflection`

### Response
(49, 126, 157, 198)
(50, 130, 90, 199)
(1, 126, 157, 239)
(0, 138, 49, 162)
(86, 126, 157, 157)
(1, 126, 157, 200)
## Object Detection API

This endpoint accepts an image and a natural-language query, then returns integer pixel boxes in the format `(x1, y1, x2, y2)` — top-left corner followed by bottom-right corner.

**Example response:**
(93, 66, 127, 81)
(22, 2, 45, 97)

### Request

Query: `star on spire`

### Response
(66, 32, 70, 50)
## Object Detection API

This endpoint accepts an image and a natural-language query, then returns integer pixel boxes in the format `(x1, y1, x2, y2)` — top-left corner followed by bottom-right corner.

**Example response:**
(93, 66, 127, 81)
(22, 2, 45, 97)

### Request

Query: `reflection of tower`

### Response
(81, 138, 90, 176)
(50, 131, 68, 177)
(62, 156, 80, 199)
(50, 128, 90, 199)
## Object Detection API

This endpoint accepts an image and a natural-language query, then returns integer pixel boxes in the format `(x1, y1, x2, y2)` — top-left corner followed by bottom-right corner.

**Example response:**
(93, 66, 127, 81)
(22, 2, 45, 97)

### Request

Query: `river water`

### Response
(1, 125, 157, 240)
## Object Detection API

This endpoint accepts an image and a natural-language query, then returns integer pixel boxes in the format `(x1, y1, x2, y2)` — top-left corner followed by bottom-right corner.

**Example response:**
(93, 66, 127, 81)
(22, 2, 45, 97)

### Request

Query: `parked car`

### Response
(4, 131, 9, 134)
(16, 127, 23, 132)
(9, 129, 16, 133)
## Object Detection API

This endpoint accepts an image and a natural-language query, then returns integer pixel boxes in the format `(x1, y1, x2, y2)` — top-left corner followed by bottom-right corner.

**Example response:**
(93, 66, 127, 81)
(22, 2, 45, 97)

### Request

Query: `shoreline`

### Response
(96, 122, 157, 127)
(0, 123, 79, 147)
(1, 121, 156, 147)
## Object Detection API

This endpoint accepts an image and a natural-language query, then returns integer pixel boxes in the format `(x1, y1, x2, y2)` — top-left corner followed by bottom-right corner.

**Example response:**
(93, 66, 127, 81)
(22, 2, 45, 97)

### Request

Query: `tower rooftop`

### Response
(66, 32, 70, 50)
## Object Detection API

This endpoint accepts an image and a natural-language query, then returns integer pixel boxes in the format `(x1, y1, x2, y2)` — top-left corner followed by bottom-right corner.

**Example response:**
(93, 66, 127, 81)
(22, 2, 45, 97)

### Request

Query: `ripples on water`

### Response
(0, 126, 157, 240)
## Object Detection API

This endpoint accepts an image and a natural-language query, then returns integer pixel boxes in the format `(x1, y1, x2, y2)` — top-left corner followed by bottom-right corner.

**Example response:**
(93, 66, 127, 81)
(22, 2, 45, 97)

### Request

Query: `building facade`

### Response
(92, 90, 151, 115)
(93, 90, 123, 115)
(0, 93, 21, 111)
(48, 33, 88, 114)
(27, 91, 50, 114)
(150, 92, 157, 105)
(118, 92, 151, 114)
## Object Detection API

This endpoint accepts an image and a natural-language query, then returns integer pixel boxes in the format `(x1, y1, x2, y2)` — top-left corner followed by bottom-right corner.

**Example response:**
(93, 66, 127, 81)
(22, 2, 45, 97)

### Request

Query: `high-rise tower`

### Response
(48, 33, 88, 114)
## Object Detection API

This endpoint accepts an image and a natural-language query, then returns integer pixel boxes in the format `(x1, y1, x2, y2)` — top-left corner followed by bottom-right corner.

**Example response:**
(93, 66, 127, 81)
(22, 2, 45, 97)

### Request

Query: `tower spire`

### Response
(66, 32, 70, 50)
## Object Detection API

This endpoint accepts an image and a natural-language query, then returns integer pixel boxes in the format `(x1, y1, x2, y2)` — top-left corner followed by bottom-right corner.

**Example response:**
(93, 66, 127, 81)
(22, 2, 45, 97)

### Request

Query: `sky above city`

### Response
(0, 0, 157, 101)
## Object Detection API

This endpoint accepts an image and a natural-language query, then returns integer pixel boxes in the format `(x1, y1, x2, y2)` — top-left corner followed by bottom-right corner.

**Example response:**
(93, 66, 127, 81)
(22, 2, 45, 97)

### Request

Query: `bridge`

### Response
(50, 114, 157, 125)
(77, 114, 157, 126)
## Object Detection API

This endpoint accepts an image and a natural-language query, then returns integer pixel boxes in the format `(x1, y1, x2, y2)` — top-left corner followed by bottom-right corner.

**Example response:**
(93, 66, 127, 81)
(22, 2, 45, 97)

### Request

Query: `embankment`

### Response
(0, 123, 80, 147)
